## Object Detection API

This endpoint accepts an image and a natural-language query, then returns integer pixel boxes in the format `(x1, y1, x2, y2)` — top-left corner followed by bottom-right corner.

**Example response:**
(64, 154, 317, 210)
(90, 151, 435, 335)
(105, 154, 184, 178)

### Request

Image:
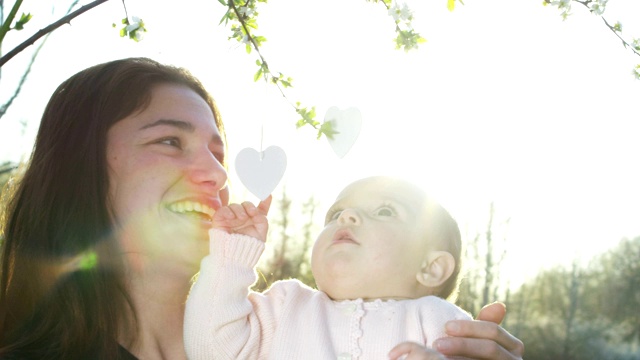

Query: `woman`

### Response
(0, 57, 523, 359)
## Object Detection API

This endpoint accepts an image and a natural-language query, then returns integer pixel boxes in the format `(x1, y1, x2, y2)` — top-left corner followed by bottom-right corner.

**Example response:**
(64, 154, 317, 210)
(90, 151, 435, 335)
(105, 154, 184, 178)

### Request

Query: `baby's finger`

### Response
(228, 203, 249, 220)
(214, 206, 235, 221)
(241, 201, 258, 216)
(257, 195, 272, 216)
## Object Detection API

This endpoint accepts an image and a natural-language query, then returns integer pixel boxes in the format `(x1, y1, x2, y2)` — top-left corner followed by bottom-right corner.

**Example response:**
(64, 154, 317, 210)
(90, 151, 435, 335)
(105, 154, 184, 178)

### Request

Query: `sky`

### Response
(1, 0, 639, 290)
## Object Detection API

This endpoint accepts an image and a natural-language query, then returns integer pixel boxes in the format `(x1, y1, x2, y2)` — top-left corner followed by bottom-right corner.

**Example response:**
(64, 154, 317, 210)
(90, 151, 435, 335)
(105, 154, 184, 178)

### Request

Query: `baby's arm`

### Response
(184, 197, 274, 360)
(213, 196, 271, 241)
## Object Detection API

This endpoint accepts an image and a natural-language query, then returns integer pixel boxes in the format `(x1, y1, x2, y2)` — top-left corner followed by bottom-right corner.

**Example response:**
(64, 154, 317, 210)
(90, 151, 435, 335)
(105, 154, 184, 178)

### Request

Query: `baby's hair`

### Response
(365, 176, 462, 300)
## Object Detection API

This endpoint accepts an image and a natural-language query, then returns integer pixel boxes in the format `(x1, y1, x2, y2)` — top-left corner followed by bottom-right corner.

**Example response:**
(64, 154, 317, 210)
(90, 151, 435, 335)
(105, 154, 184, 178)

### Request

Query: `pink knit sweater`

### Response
(184, 230, 472, 360)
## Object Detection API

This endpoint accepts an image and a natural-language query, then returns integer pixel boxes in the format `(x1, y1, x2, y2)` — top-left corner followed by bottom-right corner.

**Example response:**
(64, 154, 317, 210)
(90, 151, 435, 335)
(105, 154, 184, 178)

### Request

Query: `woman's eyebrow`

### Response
(139, 119, 194, 132)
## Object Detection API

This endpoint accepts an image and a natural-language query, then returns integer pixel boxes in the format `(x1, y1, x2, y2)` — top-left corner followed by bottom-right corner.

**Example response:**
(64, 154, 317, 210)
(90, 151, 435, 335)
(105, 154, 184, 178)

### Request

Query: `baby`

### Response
(185, 176, 472, 359)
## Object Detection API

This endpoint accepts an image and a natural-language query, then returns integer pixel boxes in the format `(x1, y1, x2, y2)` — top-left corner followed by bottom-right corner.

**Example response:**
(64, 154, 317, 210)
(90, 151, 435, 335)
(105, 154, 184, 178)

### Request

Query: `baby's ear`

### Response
(416, 251, 455, 288)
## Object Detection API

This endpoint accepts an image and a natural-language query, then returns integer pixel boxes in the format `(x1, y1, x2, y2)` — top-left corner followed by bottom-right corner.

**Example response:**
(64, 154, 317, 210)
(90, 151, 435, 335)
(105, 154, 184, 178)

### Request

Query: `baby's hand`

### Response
(213, 196, 272, 242)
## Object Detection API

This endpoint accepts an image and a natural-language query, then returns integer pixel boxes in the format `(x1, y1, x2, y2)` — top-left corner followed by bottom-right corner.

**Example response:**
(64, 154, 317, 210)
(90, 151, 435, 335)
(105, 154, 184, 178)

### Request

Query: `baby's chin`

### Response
(321, 287, 418, 302)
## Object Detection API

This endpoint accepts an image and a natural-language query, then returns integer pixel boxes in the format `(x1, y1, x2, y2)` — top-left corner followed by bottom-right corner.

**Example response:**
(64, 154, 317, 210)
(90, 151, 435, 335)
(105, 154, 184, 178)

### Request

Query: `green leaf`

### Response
(318, 121, 340, 140)
(14, 13, 32, 30)
(219, 11, 230, 25)
(246, 21, 258, 30)
(447, 0, 455, 11)
(246, 43, 252, 54)
(120, 28, 126, 37)
(613, 22, 622, 32)
(218, 0, 228, 5)
(254, 67, 263, 82)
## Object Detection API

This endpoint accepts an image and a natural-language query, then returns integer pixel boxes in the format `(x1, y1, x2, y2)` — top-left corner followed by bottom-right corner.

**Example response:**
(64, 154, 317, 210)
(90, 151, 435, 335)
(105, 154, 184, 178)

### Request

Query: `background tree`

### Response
(457, 202, 509, 317)
(252, 188, 317, 292)
(507, 236, 640, 359)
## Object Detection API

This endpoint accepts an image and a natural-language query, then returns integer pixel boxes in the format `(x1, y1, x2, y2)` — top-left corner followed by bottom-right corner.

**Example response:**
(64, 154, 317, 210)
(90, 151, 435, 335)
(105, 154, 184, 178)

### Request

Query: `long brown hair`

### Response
(0, 57, 226, 359)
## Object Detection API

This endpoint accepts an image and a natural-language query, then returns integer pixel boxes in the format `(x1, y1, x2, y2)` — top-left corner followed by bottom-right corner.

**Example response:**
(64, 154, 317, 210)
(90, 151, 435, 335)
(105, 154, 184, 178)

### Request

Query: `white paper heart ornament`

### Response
(324, 106, 362, 158)
(235, 146, 287, 201)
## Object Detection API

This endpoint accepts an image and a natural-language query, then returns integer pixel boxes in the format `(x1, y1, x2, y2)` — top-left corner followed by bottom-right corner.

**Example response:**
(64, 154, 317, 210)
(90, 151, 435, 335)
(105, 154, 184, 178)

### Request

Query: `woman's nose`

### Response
(188, 148, 228, 193)
(338, 208, 361, 225)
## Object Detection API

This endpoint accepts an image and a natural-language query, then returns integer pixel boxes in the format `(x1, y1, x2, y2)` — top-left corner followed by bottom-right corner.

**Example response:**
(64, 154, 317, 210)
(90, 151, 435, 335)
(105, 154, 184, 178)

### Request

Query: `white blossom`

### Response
(388, 2, 413, 23)
(238, 6, 255, 17)
(551, 0, 572, 19)
(589, 0, 609, 15)
(551, 0, 571, 9)
(125, 16, 143, 33)
(590, 3, 605, 15)
(134, 29, 145, 41)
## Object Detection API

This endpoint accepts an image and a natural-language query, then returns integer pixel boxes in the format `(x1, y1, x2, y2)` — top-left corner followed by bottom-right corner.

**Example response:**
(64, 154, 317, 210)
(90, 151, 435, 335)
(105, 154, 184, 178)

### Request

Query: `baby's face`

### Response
(311, 177, 431, 300)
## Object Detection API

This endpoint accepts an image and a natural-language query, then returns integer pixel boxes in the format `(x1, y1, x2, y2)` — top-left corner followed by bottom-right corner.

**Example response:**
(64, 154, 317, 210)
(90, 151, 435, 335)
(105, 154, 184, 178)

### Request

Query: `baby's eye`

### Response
(374, 206, 396, 217)
(326, 209, 342, 223)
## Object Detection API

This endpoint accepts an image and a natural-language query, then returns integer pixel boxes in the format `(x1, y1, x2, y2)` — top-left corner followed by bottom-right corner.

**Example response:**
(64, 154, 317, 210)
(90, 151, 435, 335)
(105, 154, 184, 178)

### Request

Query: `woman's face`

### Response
(106, 84, 227, 277)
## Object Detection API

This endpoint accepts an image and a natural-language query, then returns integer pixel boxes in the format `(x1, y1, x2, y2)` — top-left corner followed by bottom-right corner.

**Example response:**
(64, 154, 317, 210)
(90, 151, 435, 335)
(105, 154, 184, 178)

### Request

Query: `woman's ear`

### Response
(416, 251, 455, 288)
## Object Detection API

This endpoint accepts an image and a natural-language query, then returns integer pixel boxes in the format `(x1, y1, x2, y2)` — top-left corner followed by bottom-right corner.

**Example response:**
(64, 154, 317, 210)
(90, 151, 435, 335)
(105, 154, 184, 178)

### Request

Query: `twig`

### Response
(0, 32, 47, 119)
(0, 164, 17, 175)
(0, 0, 23, 45)
(552, 0, 640, 58)
(601, 17, 640, 57)
(0, 0, 79, 119)
(227, 0, 294, 107)
(0, 0, 111, 68)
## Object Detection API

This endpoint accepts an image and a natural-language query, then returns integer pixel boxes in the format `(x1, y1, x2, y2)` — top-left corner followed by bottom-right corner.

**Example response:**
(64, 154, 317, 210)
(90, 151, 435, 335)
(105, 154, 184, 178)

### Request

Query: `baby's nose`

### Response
(338, 208, 361, 225)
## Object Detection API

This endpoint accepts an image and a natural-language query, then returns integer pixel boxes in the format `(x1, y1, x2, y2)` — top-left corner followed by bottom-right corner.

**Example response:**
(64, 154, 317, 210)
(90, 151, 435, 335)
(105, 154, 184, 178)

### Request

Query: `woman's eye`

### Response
(158, 137, 181, 148)
(375, 207, 395, 217)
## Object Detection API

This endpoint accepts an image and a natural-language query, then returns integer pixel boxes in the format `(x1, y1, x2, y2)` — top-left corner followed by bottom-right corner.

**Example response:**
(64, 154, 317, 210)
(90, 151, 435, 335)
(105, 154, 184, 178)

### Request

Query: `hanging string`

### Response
(260, 123, 264, 160)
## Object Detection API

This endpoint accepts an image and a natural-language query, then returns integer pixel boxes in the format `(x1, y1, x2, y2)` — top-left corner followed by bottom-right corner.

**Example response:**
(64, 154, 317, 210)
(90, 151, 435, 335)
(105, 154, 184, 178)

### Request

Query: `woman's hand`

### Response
(433, 302, 524, 360)
(388, 342, 446, 360)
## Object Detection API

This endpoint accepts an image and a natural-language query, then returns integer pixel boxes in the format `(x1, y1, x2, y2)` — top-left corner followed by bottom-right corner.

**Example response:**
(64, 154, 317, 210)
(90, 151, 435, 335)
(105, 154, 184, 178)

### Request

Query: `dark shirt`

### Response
(118, 345, 138, 360)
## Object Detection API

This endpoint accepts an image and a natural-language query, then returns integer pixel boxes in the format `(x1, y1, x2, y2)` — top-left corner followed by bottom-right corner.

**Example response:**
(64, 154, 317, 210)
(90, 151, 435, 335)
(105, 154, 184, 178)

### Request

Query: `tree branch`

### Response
(551, 0, 640, 58)
(0, 163, 17, 175)
(0, 0, 79, 120)
(0, 0, 23, 45)
(0, 0, 111, 68)
(600, 16, 640, 57)
(0, 32, 48, 119)
(227, 0, 293, 107)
